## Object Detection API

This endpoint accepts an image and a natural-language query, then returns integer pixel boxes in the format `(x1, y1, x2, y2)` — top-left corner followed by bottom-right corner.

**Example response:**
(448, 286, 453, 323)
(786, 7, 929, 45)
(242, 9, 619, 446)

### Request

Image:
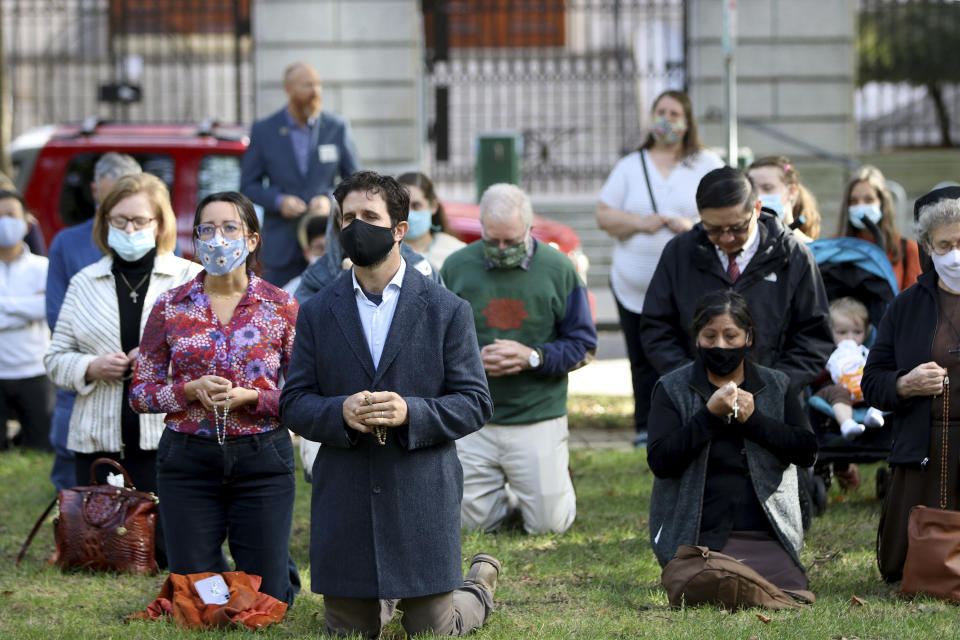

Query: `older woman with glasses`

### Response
(45, 173, 200, 566)
(130, 191, 299, 606)
(641, 166, 833, 393)
(863, 189, 960, 583)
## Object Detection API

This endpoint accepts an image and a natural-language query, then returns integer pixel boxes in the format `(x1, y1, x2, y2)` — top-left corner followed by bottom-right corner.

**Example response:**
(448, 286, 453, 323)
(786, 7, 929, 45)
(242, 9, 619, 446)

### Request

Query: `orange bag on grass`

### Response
(128, 570, 287, 630)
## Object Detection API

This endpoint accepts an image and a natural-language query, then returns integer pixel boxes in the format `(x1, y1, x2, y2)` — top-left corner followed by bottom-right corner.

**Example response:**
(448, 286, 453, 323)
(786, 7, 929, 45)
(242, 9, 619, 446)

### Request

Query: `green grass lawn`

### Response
(2, 400, 957, 638)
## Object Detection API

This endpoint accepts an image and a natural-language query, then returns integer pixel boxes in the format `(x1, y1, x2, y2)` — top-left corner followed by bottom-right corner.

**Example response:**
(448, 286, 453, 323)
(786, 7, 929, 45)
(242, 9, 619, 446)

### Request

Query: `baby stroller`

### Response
(803, 236, 900, 517)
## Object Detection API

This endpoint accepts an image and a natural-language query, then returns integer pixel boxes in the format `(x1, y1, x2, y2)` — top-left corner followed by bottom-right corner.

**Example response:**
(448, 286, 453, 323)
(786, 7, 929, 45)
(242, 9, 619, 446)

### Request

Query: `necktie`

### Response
(727, 252, 741, 282)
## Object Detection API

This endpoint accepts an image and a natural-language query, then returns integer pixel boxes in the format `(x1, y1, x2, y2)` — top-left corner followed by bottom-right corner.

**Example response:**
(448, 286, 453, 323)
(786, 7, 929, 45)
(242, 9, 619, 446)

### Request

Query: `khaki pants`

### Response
(456, 416, 577, 535)
(323, 583, 492, 638)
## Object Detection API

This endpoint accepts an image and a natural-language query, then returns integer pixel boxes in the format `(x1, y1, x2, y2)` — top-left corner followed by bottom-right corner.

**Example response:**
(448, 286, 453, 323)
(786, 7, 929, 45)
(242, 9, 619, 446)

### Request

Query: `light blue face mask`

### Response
(108, 226, 156, 262)
(759, 194, 785, 220)
(0, 216, 27, 248)
(848, 204, 882, 230)
(406, 209, 433, 240)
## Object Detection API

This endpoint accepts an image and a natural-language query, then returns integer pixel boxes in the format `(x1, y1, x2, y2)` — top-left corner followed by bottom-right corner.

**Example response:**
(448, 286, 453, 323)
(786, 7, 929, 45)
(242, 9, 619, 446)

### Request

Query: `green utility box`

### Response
(475, 132, 522, 201)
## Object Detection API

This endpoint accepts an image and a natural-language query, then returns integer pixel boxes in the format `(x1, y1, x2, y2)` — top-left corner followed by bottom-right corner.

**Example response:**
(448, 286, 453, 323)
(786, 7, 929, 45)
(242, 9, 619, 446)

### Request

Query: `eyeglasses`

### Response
(932, 240, 960, 256)
(482, 235, 527, 250)
(108, 215, 156, 231)
(194, 221, 244, 241)
(701, 215, 753, 238)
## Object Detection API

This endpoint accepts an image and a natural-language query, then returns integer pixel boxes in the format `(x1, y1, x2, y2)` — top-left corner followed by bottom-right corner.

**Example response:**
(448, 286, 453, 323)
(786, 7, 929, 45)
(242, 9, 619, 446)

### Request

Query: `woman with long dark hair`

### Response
(398, 171, 465, 270)
(836, 165, 921, 290)
(596, 90, 723, 443)
(130, 191, 299, 605)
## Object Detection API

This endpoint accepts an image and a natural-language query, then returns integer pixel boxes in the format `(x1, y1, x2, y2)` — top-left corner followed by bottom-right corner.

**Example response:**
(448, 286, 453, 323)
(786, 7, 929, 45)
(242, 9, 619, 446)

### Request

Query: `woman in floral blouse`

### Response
(131, 191, 299, 606)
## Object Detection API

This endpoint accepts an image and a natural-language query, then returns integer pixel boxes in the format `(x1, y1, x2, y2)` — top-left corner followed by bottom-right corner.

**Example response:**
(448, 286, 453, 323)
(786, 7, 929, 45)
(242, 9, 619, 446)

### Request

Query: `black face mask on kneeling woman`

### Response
(340, 219, 397, 267)
(697, 344, 749, 376)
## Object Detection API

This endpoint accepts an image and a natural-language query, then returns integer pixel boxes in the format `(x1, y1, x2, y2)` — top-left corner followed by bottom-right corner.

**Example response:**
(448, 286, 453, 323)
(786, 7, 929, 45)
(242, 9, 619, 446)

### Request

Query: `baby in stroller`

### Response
(811, 297, 886, 489)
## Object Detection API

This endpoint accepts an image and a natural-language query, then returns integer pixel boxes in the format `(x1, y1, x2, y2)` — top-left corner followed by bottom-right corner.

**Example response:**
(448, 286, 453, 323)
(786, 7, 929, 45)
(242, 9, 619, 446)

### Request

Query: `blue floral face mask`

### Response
(650, 116, 687, 146)
(197, 233, 249, 276)
(406, 209, 432, 240)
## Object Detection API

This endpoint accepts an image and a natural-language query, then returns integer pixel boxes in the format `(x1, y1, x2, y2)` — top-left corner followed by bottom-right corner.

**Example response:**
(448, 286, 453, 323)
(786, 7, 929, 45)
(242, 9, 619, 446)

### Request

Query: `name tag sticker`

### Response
(194, 575, 230, 605)
(319, 144, 339, 163)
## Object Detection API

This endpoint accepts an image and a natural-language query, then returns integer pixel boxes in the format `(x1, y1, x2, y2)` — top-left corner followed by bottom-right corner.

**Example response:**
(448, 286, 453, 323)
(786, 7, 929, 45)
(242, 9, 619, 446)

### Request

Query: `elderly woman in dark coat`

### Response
(862, 187, 960, 582)
(647, 290, 818, 601)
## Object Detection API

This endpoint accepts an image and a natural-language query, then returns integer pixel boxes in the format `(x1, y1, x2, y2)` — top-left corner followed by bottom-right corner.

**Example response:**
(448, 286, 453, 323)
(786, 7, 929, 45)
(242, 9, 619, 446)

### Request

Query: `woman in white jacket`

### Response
(44, 173, 199, 565)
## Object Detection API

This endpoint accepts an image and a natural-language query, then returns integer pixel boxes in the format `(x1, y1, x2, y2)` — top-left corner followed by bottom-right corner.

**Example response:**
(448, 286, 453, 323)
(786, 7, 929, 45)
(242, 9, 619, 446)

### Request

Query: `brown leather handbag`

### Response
(900, 377, 960, 602)
(661, 545, 803, 610)
(17, 458, 159, 575)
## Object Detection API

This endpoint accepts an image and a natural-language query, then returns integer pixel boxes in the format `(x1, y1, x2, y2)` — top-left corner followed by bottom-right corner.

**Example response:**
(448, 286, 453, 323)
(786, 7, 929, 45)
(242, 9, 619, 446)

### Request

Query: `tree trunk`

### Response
(928, 82, 954, 148)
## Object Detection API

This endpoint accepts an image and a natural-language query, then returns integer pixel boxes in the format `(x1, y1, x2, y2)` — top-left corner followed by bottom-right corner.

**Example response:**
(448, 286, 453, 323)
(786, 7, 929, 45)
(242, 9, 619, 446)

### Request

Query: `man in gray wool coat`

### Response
(280, 171, 501, 637)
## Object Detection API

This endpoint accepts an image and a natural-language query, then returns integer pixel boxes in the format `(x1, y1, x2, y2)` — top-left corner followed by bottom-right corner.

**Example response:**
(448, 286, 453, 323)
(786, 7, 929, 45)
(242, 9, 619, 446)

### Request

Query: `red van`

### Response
(11, 119, 589, 283)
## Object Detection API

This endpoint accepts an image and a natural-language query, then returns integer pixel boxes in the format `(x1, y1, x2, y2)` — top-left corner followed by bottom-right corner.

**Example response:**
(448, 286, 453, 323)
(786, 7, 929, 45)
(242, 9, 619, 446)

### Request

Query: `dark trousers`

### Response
(49, 389, 76, 491)
(156, 427, 300, 606)
(615, 298, 659, 434)
(74, 446, 166, 569)
(0, 374, 54, 450)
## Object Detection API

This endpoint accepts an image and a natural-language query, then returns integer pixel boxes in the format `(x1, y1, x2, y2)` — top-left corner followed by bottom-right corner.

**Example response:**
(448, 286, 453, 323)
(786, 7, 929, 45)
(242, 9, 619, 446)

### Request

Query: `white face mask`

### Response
(932, 249, 960, 292)
(0, 217, 27, 248)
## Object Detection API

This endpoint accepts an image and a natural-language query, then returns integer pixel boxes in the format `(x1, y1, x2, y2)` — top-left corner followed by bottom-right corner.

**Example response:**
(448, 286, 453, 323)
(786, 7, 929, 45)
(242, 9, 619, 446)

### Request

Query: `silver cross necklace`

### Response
(118, 272, 150, 304)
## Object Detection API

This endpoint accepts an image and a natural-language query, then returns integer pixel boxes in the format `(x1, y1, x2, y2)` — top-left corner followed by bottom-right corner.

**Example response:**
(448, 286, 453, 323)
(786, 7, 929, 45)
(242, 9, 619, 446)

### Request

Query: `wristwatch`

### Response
(528, 348, 542, 370)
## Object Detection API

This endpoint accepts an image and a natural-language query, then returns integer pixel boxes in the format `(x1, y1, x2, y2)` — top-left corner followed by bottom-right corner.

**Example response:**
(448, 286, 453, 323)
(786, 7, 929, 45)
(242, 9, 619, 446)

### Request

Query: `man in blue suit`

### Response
(241, 62, 360, 286)
(281, 171, 501, 638)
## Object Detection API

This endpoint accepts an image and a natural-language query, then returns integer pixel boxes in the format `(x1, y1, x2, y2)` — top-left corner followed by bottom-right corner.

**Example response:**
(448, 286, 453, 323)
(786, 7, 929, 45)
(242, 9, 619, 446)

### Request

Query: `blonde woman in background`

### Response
(747, 155, 822, 242)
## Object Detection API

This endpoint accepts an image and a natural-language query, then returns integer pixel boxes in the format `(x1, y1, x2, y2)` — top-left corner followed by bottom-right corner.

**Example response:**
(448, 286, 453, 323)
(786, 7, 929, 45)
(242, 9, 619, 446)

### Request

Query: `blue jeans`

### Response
(157, 427, 300, 606)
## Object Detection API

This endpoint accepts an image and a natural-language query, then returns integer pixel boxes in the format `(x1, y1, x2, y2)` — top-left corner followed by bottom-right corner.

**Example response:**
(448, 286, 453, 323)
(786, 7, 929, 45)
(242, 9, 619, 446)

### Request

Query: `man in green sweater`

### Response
(441, 183, 597, 535)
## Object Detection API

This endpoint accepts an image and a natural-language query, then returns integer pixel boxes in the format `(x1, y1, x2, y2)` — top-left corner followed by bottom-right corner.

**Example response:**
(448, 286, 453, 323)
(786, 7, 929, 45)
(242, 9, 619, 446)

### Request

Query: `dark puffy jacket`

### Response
(641, 213, 833, 388)
(862, 269, 939, 466)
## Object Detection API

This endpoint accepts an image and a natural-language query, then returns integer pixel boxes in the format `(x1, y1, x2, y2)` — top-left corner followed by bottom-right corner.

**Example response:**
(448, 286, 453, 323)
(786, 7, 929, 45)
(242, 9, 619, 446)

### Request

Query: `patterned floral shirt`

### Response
(130, 271, 298, 437)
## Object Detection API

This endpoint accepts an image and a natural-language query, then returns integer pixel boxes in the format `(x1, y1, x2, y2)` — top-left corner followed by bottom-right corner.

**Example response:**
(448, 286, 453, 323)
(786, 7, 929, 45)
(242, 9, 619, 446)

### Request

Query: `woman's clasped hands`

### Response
(184, 375, 258, 410)
(706, 381, 755, 423)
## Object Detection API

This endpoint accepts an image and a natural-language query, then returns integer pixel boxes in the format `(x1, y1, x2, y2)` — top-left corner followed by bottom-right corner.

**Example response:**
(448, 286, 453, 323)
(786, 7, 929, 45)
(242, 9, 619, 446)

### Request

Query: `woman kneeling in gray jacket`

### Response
(647, 289, 818, 601)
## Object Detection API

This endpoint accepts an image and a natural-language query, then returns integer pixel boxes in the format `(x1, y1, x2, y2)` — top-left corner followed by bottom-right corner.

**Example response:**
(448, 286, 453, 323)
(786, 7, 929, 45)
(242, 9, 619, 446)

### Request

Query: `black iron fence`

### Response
(4, 0, 252, 137)
(422, 0, 688, 195)
(857, 0, 960, 150)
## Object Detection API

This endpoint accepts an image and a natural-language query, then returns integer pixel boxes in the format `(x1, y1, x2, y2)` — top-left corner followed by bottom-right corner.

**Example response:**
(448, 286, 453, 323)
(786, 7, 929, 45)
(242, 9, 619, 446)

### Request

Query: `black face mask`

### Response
(339, 219, 397, 267)
(697, 344, 749, 376)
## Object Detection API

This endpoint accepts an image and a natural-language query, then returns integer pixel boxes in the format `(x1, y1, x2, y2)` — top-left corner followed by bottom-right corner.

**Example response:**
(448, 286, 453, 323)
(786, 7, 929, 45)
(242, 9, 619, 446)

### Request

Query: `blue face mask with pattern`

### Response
(406, 209, 432, 240)
(197, 233, 249, 276)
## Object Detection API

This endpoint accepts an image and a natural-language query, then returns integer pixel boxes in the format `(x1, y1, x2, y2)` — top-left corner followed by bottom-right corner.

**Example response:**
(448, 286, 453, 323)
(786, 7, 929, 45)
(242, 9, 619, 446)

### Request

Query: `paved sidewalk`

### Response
(569, 427, 635, 451)
(568, 357, 632, 396)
